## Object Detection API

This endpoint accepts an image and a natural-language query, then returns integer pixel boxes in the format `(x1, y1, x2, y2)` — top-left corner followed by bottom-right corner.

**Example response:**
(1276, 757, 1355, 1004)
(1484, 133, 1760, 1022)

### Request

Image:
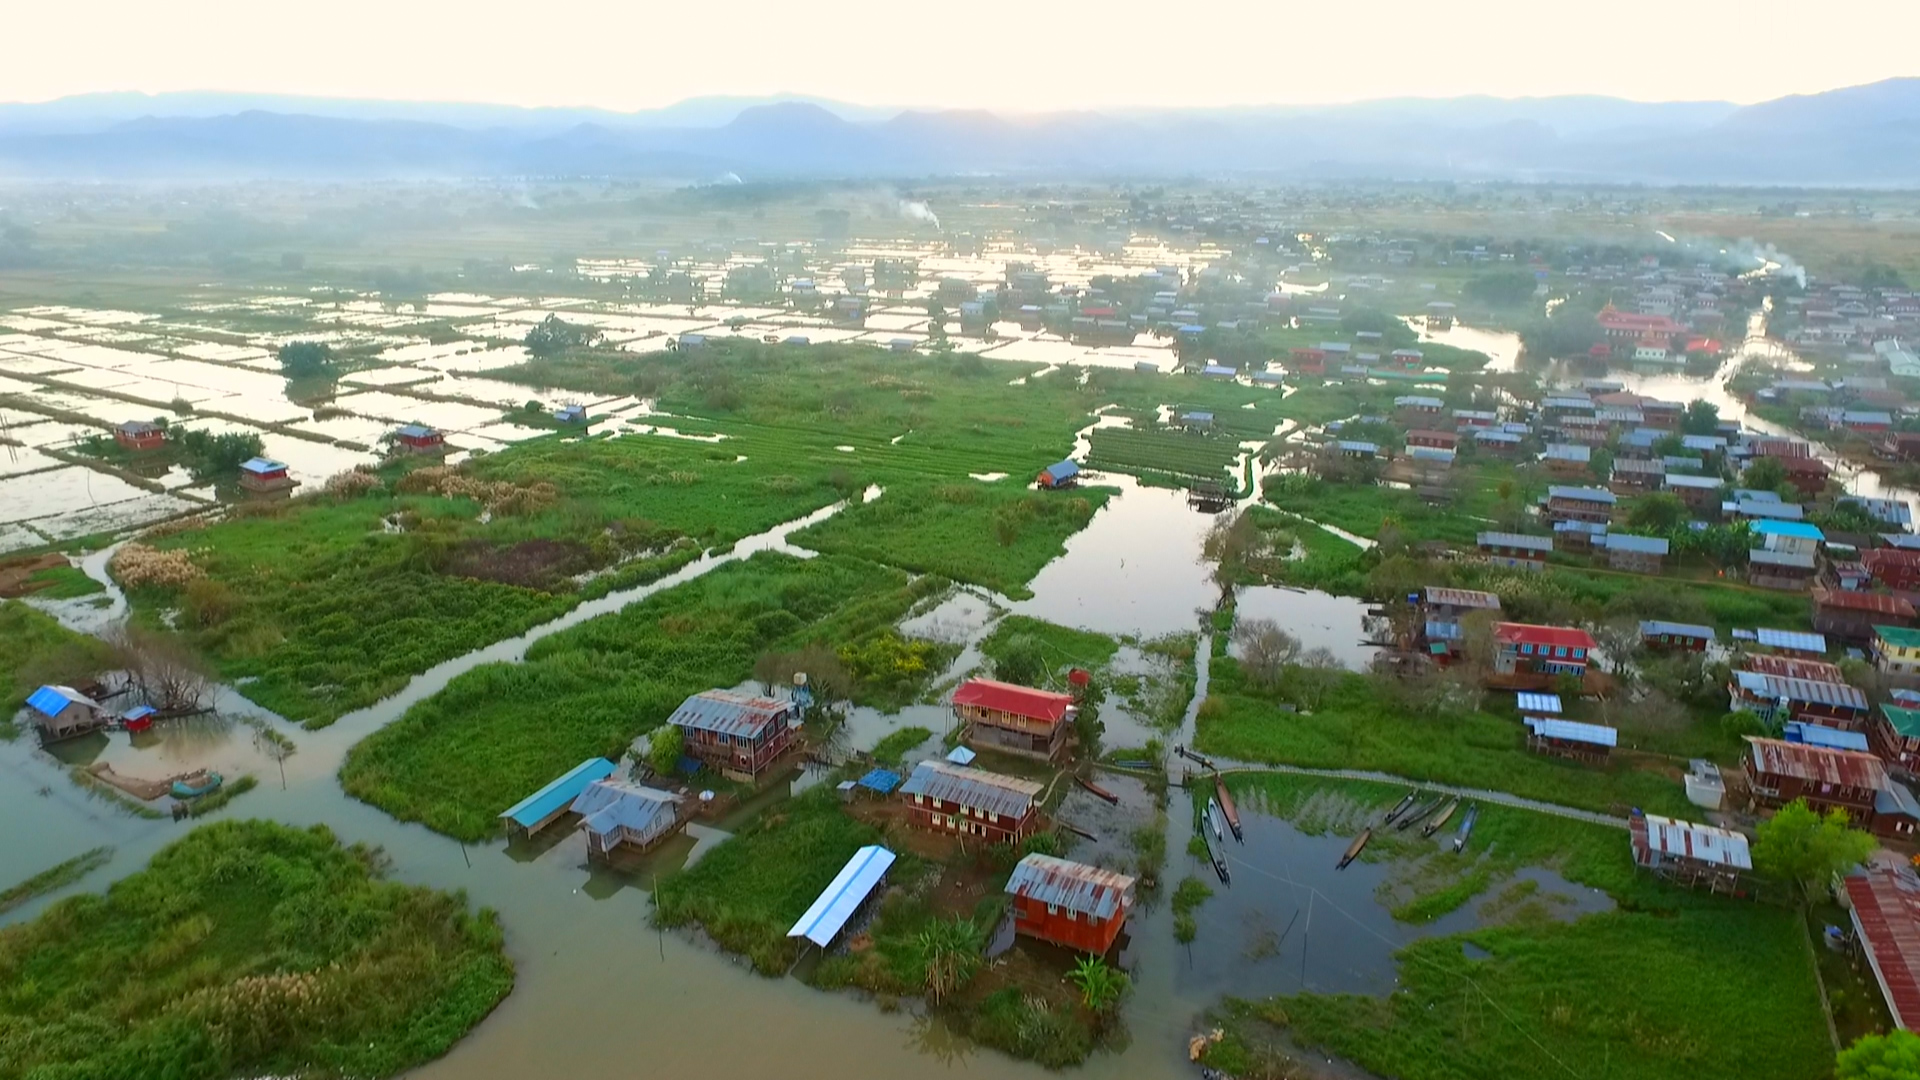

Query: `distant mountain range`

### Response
(1, 81, 1917, 185)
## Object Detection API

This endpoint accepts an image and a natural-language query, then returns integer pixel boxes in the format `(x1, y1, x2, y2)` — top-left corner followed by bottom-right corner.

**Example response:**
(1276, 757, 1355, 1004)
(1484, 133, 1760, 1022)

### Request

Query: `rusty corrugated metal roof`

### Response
(1846, 870, 1920, 1030)
(898, 760, 1042, 819)
(1745, 737, 1888, 789)
(1005, 854, 1136, 920)
(667, 690, 797, 739)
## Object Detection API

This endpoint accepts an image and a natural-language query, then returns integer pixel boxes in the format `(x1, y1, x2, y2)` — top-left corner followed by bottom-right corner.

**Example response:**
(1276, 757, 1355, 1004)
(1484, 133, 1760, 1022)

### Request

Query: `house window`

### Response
(1554, 647, 1568, 658)
(1520, 643, 1534, 655)
(1046, 904, 1057, 916)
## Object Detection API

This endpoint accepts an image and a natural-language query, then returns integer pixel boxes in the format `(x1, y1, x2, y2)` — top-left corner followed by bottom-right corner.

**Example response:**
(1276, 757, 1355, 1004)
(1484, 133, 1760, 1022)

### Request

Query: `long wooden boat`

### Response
(1206, 798, 1224, 842)
(1453, 803, 1479, 853)
(1382, 787, 1418, 823)
(1199, 830, 1231, 885)
(1075, 775, 1119, 804)
(1396, 797, 1440, 831)
(1056, 820, 1099, 842)
(1422, 798, 1461, 838)
(1214, 775, 1242, 841)
(1337, 826, 1373, 869)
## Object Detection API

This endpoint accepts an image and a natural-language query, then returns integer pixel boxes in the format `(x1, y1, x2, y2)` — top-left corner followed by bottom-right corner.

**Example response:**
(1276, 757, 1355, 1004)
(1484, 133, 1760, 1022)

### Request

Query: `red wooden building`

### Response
(952, 679, 1076, 761)
(1286, 347, 1327, 376)
(113, 420, 165, 452)
(1492, 622, 1596, 679)
(1742, 653, 1847, 684)
(666, 689, 801, 782)
(1405, 429, 1459, 452)
(1843, 868, 1920, 1031)
(1743, 737, 1887, 825)
(1865, 548, 1920, 592)
(1812, 588, 1917, 642)
(393, 423, 448, 456)
(896, 760, 1043, 844)
(1773, 455, 1832, 498)
(1004, 853, 1136, 955)
(237, 457, 297, 497)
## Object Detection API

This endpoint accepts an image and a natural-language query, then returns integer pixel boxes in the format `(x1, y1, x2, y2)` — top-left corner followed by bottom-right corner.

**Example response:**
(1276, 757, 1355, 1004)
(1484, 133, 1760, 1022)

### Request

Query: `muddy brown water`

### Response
(0, 467, 1577, 1078)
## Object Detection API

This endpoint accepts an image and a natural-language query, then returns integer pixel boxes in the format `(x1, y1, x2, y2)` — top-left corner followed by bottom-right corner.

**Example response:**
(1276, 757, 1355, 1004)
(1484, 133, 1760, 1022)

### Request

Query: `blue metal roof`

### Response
(26, 685, 92, 718)
(1641, 619, 1715, 640)
(945, 746, 976, 765)
(571, 781, 680, 844)
(1043, 461, 1080, 482)
(1183, 410, 1215, 421)
(122, 705, 157, 720)
(1755, 627, 1828, 653)
(395, 423, 436, 439)
(1754, 519, 1825, 541)
(1516, 692, 1562, 714)
(499, 757, 617, 828)
(788, 845, 897, 948)
(1783, 721, 1870, 752)
(857, 768, 902, 793)
(238, 457, 285, 474)
(1523, 717, 1617, 747)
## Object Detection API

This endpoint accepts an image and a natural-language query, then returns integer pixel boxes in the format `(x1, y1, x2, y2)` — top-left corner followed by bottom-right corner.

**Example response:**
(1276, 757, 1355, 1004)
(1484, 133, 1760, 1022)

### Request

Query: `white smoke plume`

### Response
(898, 200, 940, 230)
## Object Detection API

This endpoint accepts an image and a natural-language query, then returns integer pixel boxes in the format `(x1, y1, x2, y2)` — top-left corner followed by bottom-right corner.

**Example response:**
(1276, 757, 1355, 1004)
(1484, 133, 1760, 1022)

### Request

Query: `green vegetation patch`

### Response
(1255, 903, 1829, 1080)
(867, 725, 935, 766)
(653, 783, 884, 974)
(1085, 428, 1242, 485)
(0, 600, 113, 715)
(794, 483, 1108, 600)
(0, 847, 112, 915)
(0, 820, 512, 1080)
(980, 614, 1120, 672)
(1196, 656, 1693, 817)
(22, 564, 105, 599)
(340, 552, 940, 840)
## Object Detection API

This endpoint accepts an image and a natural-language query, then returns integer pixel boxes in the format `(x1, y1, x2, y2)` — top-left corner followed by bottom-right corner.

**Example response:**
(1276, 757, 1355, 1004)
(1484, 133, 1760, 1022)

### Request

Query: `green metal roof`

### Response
(1883, 704, 1920, 739)
(1877, 625, 1920, 649)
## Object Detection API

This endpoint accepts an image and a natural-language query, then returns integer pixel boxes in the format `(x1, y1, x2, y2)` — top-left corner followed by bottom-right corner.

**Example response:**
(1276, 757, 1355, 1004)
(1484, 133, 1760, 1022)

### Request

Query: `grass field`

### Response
(0, 600, 113, 717)
(793, 482, 1108, 599)
(339, 552, 942, 840)
(0, 820, 512, 1080)
(1084, 428, 1243, 485)
(653, 783, 886, 974)
(1195, 655, 1695, 817)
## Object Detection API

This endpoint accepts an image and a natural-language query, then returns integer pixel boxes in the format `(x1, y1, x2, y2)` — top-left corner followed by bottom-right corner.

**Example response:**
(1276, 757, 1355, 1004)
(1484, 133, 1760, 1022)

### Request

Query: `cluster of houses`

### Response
(1777, 281, 1920, 362)
(107, 417, 467, 502)
(495, 674, 1133, 959)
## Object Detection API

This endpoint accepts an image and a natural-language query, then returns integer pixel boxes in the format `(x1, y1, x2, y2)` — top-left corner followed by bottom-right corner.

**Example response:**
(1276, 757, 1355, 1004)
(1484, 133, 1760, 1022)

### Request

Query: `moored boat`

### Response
(170, 771, 223, 799)
(1383, 787, 1418, 823)
(1453, 803, 1479, 853)
(1396, 797, 1439, 831)
(1337, 826, 1372, 869)
(1213, 775, 1242, 841)
(1422, 797, 1460, 838)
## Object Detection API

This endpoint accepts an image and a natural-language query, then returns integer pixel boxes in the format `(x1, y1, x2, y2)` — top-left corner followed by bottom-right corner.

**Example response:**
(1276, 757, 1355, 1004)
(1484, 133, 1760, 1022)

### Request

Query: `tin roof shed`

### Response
(788, 845, 897, 949)
(499, 757, 618, 830)
(667, 690, 797, 740)
(898, 760, 1043, 819)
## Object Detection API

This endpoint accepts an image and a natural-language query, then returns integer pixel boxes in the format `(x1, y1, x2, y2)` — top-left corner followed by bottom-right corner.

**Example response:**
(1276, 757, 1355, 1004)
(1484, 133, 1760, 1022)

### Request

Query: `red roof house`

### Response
(1866, 548, 1920, 592)
(1492, 622, 1596, 679)
(952, 679, 1077, 761)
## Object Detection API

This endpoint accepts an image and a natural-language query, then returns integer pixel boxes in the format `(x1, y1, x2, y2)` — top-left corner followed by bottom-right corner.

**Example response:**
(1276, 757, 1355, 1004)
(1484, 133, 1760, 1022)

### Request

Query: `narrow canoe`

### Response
(1422, 798, 1461, 838)
(1075, 775, 1120, 804)
(1214, 775, 1243, 840)
(1383, 788, 1418, 823)
(1337, 826, 1373, 869)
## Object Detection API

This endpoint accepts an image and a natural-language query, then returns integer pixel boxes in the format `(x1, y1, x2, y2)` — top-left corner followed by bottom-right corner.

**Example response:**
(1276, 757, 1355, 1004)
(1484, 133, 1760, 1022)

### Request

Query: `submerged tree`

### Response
(108, 626, 212, 712)
(523, 313, 604, 357)
(276, 340, 336, 378)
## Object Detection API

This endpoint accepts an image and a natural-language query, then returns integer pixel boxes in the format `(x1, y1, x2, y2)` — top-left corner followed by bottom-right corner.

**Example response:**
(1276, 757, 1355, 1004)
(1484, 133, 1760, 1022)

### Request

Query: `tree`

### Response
(1742, 456, 1788, 493)
(1627, 492, 1688, 533)
(108, 626, 211, 711)
(1231, 618, 1300, 690)
(1838, 1030, 1920, 1080)
(1582, 617, 1642, 677)
(1286, 647, 1345, 709)
(276, 341, 335, 378)
(1719, 708, 1769, 739)
(993, 633, 1048, 687)
(1202, 510, 1263, 598)
(1752, 799, 1877, 903)
(1066, 954, 1130, 1014)
(523, 313, 603, 358)
(1682, 399, 1722, 436)
(647, 725, 684, 776)
(1464, 269, 1539, 308)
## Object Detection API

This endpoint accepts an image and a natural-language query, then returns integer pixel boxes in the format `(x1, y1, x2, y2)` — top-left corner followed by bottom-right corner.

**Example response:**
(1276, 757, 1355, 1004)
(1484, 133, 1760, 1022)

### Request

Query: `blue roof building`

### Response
(571, 780, 683, 859)
(788, 845, 897, 949)
(1038, 460, 1080, 488)
(499, 757, 618, 837)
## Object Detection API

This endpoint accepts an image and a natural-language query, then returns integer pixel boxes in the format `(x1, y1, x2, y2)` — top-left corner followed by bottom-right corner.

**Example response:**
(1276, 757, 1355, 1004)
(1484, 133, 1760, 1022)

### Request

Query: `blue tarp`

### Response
(857, 768, 902, 793)
(788, 845, 897, 948)
(499, 757, 617, 829)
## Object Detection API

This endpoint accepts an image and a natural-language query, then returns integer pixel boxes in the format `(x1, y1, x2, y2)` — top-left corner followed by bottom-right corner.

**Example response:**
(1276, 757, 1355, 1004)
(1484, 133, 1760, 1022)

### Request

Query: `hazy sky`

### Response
(8, 0, 1918, 111)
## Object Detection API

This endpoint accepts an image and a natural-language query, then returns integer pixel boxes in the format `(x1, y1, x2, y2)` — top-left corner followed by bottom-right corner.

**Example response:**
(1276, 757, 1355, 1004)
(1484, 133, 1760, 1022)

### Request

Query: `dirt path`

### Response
(1207, 761, 1626, 828)
(86, 762, 202, 802)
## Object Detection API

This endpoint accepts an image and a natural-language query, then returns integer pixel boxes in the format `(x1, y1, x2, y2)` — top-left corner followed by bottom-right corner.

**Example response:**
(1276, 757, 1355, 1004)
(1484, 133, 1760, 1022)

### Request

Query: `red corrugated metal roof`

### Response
(1866, 549, 1920, 572)
(1493, 622, 1597, 650)
(1743, 654, 1847, 683)
(1846, 870, 1920, 1030)
(951, 679, 1075, 723)
(1813, 588, 1917, 618)
(1745, 737, 1888, 789)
